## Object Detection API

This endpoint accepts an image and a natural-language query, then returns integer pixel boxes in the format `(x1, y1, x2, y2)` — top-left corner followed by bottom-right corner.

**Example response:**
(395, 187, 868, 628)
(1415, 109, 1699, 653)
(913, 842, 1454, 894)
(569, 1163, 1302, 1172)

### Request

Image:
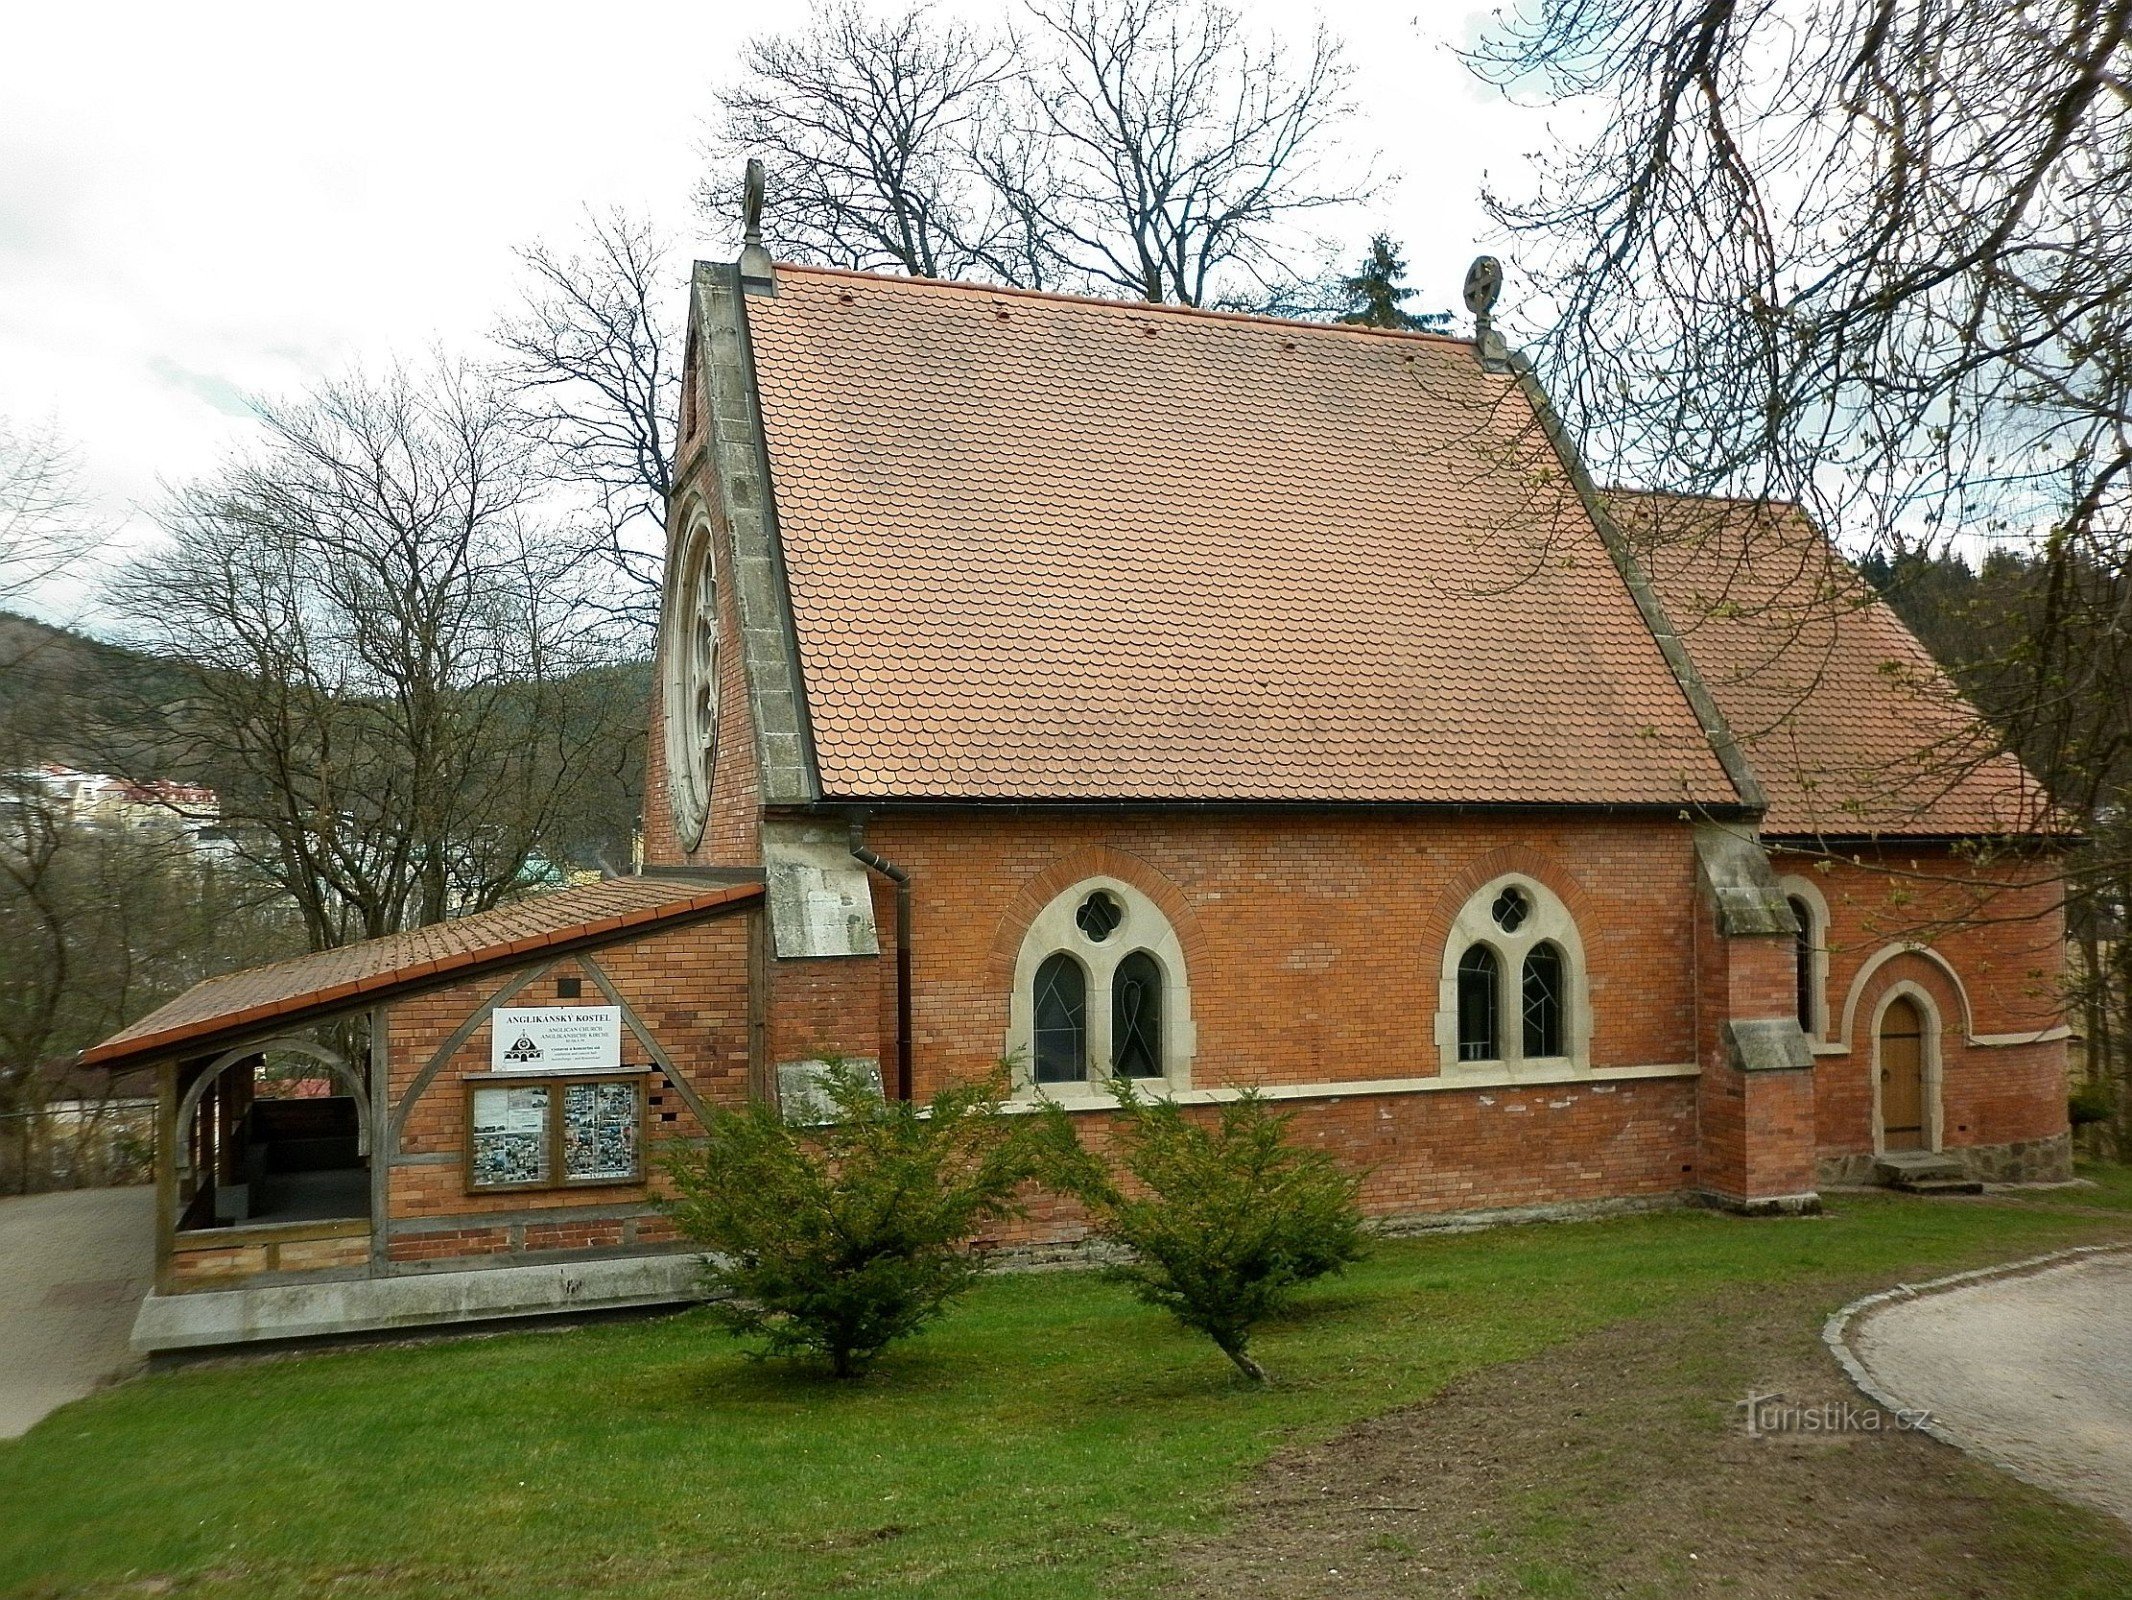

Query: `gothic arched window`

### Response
(1522, 941, 1565, 1058)
(1010, 876, 1196, 1094)
(1033, 953, 1087, 1084)
(1437, 873, 1590, 1073)
(1457, 944, 1500, 1062)
(1788, 895, 1815, 1032)
(1112, 951, 1163, 1078)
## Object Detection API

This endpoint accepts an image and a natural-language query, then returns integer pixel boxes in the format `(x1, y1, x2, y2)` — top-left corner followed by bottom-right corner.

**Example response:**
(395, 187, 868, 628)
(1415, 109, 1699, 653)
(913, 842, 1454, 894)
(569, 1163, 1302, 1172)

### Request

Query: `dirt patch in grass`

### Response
(1174, 1268, 2132, 1600)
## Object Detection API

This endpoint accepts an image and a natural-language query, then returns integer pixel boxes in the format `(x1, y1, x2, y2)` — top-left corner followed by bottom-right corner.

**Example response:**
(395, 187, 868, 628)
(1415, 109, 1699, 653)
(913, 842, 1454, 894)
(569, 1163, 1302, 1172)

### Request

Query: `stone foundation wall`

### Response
(1816, 1131, 2074, 1188)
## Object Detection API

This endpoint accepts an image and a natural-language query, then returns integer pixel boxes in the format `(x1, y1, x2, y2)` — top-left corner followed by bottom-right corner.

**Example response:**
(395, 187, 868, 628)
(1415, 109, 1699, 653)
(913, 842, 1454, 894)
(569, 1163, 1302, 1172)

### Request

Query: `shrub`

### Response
(663, 1060, 1029, 1377)
(1040, 1083, 1367, 1382)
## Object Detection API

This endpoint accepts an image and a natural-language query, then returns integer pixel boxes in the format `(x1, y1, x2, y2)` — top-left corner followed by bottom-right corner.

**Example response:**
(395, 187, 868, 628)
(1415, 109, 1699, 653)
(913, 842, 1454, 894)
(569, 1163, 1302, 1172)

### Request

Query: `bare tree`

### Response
(0, 788, 300, 1119)
(496, 208, 681, 643)
(1469, 0, 2132, 1141)
(699, 0, 1368, 308)
(700, 0, 1018, 280)
(1470, 1, 2131, 558)
(1004, 0, 1366, 306)
(0, 417, 99, 611)
(107, 358, 638, 949)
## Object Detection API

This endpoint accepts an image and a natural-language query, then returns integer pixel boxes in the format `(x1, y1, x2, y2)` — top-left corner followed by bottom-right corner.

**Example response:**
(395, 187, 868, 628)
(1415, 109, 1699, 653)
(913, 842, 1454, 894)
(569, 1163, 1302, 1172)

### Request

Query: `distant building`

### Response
(3, 764, 233, 860)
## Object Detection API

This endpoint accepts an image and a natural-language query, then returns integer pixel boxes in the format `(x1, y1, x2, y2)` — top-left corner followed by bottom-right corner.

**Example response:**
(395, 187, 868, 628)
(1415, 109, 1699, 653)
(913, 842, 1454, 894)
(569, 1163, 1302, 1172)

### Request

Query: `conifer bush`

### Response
(663, 1060, 1029, 1378)
(1040, 1083, 1367, 1382)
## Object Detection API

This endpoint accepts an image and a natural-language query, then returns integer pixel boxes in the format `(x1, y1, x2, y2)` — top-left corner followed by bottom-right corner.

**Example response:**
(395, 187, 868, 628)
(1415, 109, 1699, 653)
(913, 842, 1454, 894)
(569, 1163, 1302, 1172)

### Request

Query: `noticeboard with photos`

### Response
(465, 1071, 647, 1193)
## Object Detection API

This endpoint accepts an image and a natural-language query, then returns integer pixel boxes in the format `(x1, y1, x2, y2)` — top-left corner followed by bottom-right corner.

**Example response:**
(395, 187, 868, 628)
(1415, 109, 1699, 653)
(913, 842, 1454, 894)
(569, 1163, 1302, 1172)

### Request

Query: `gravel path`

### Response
(1850, 1248, 2132, 1528)
(0, 1187, 154, 1438)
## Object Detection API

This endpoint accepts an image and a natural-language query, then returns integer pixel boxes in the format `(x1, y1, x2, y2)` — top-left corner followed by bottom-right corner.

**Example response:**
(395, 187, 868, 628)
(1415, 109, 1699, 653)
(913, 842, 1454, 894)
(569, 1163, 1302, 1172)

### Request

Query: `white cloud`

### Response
(0, 0, 1529, 630)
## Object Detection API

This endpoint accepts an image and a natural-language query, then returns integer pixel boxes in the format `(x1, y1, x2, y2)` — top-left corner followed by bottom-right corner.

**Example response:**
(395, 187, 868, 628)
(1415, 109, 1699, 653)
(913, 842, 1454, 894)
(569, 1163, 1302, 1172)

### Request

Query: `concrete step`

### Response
(1874, 1152, 1983, 1195)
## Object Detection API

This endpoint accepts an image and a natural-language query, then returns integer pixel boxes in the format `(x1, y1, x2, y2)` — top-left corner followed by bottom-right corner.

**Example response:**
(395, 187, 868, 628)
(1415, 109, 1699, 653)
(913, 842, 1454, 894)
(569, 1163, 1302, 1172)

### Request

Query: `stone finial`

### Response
(1464, 255, 1509, 372)
(739, 157, 775, 291)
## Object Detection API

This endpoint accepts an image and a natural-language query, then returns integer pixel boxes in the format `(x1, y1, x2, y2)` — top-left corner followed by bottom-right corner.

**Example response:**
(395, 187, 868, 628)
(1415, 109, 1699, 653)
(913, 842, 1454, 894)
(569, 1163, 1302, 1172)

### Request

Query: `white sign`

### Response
(490, 1006, 623, 1072)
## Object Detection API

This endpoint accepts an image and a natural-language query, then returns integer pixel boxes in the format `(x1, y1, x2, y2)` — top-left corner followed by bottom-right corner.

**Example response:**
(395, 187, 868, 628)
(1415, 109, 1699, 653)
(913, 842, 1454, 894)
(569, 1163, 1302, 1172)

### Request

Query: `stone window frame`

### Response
(660, 506, 721, 852)
(1776, 873, 1832, 1043)
(1007, 875, 1196, 1100)
(1434, 872, 1591, 1076)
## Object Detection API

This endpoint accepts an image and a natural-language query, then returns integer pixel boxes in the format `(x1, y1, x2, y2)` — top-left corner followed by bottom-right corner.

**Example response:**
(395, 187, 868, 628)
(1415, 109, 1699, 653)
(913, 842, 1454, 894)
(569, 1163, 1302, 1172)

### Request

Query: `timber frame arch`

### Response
(174, 1036, 368, 1179)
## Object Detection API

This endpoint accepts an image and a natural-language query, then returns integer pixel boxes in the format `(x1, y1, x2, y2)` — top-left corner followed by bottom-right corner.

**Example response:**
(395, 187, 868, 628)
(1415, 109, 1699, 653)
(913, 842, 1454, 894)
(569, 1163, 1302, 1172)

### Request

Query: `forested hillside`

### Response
(0, 610, 650, 873)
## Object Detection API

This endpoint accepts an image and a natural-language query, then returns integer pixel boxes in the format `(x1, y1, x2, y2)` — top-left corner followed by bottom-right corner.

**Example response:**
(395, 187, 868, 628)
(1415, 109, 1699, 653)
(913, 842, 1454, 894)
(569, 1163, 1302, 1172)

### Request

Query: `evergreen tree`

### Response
(1337, 235, 1446, 331)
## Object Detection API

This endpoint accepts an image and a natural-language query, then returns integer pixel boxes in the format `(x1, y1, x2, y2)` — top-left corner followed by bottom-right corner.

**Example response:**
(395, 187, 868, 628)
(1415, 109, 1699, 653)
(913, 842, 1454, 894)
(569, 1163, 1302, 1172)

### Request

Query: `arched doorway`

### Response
(1878, 996, 1928, 1152)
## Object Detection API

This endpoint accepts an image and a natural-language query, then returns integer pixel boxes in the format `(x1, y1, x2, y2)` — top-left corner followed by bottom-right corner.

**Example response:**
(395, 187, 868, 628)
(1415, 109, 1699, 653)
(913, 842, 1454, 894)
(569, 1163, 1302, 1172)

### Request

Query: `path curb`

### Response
(1823, 1243, 2132, 1491)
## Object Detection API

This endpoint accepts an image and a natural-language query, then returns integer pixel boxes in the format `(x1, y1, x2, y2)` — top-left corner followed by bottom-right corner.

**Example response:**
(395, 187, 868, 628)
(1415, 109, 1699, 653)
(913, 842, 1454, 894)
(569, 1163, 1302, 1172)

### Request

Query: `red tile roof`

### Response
(1618, 493, 2047, 837)
(80, 877, 762, 1071)
(745, 267, 1740, 808)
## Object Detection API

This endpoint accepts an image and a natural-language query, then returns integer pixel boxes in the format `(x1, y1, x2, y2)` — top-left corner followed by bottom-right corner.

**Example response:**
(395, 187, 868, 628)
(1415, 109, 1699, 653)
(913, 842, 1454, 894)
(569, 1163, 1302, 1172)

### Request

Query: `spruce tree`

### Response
(1337, 235, 1447, 331)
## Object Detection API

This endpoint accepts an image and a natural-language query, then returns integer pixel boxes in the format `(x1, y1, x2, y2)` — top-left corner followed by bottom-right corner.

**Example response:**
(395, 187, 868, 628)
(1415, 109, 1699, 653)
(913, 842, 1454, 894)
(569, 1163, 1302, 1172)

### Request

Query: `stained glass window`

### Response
(1112, 952, 1163, 1078)
(1457, 945, 1500, 1062)
(1034, 953, 1088, 1083)
(1523, 942, 1565, 1058)
(1491, 886, 1530, 933)
(1076, 891, 1123, 942)
(1788, 896, 1815, 1031)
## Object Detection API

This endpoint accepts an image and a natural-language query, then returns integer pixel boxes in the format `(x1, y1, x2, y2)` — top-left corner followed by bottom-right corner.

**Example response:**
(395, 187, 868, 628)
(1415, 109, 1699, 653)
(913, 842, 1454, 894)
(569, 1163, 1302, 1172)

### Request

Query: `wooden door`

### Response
(1879, 997, 1926, 1152)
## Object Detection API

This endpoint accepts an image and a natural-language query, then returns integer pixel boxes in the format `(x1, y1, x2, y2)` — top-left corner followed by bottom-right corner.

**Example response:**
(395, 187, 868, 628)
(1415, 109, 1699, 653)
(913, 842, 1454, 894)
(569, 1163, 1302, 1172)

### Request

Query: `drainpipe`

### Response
(848, 823, 913, 1102)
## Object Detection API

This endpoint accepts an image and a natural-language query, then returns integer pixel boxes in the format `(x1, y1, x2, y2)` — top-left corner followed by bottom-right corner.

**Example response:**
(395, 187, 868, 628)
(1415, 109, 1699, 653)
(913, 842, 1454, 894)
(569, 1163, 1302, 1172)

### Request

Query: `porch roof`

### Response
(79, 876, 763, 1073)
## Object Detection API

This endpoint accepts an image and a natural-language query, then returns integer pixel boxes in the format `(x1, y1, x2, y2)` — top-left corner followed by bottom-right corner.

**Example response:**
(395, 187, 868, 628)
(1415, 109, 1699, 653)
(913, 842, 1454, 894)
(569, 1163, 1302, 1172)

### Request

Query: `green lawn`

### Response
(4, 1176, 2129, 1600)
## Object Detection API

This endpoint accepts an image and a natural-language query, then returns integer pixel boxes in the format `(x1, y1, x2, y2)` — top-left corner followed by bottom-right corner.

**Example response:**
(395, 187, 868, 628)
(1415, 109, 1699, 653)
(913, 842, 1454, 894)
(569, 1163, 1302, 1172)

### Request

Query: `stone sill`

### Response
(1009, 1060, 1698, 1114)
(134, 1252, 704, 1354)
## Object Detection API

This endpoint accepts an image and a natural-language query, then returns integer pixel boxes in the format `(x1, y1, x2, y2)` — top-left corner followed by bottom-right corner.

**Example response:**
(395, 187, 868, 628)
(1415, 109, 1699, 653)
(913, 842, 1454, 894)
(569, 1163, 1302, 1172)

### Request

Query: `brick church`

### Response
(85, 245, 2072, 1352)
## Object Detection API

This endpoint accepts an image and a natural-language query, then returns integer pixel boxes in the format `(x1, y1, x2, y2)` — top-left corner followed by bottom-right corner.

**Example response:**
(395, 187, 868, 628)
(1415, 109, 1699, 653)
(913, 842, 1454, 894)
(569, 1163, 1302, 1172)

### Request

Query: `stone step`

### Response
(1874, 1152, 1983, 1195)
(1894, 1175, 1985, 1196)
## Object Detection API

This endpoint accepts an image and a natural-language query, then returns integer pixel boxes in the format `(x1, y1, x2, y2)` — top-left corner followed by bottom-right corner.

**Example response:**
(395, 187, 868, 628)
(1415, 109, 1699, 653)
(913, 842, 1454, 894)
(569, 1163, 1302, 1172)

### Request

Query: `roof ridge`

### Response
(749, 260, 1479, 351)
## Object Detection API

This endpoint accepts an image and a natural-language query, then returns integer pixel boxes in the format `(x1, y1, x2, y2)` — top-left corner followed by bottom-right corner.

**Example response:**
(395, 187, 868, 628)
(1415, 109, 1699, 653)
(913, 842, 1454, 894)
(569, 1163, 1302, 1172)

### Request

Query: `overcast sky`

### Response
(1, 1, 1531, 631)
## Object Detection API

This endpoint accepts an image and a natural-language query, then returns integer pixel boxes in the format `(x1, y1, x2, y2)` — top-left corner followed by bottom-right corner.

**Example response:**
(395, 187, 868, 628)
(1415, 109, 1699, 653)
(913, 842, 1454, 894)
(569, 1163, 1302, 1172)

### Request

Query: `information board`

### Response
(469, 1084, 551, 1187)
(490, 1006, 622, 1072)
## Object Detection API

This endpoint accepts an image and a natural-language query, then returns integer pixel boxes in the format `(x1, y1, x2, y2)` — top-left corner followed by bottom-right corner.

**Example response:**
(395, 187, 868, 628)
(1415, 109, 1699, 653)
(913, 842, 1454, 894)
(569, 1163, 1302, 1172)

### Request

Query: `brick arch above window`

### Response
(1837, 944, 1976, 1053)
(1419, 845, 1597, 959)
(1432, 870, 1593, 1076)
(985, 844, 1209, 992)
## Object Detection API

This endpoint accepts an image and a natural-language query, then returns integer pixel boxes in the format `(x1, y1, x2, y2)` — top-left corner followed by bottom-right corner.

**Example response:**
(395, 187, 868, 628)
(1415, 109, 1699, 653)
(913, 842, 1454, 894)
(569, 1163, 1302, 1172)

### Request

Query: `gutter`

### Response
(847, 823, 914, 1102)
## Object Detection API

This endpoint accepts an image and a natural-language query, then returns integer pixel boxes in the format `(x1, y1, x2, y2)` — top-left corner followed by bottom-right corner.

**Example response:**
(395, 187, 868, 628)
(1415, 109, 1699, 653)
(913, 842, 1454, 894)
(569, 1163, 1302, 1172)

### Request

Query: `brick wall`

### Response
(381, 909, 757, 1265)
(1781, 845, 2067, 1039)
(1778, 846, 2069, 1163)
(1688, 868, 1819, 1206)
(643, 521, 762, 870)
(840, 809, 1704, 1094)
(634, 604, 2068, 1230)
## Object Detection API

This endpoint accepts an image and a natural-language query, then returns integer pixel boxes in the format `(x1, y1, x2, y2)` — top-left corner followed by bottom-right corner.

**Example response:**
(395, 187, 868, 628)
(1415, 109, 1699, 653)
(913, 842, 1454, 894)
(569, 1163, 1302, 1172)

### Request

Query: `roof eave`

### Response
(795, 794, 1762, 819)
(77, 884, 764, 1076)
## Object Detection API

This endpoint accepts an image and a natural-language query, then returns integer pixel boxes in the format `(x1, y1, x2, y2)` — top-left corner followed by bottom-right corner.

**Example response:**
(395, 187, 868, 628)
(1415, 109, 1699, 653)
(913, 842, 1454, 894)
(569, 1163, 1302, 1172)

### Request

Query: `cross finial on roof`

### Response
(739, 158, 775, 292)
(1464, 255, 1509, 372)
